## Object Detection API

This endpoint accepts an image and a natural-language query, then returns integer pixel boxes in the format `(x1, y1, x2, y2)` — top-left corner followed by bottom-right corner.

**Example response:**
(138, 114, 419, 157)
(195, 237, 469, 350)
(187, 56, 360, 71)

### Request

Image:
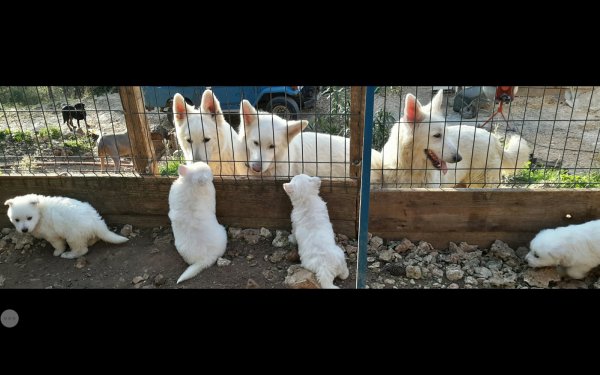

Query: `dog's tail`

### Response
(97, 227, 129, 244)
(500, 134, 531, 177)
(177, 262, 209, 284)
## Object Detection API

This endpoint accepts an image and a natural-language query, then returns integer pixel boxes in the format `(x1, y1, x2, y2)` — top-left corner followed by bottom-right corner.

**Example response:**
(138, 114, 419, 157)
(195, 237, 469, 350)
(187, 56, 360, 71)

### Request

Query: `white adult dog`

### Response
(375, 90, 531, 187)
(4, 194, 128, 259)
(526, 219, 600, 279)
(172, 90, 245, 177)
(239, 100, 375, 180)
(283, 174, 349, 288)
(168, 161, 227, 284)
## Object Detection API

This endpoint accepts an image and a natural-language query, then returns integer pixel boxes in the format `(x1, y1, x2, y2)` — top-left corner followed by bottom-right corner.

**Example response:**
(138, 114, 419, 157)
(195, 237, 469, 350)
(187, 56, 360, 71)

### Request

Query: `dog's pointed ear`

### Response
(201, 90, 222, 117)
(283, 182, 293, 194)
(404, 94, 424, 124)
(173, 93, 191, 124)
(240, 100, 258, 130)
(430, 89, 444, 115)
(4, 199, 13, 207)
(286, 120, 308, 141)
(178, 164, 188, 177)
(311, 176, 321, 189)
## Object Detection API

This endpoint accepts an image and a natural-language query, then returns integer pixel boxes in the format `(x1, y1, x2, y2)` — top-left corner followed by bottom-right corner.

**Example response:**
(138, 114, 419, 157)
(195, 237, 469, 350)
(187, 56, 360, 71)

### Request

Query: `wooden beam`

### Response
(349, 86, 366, 180)
(0, 176, 358, 237)
(369, 188, 600, 249)
(118, 86, 158, 175)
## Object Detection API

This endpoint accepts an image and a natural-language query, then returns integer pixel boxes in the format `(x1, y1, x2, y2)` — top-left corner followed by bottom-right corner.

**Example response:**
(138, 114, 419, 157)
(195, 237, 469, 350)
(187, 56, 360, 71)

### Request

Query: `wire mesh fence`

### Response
(1, 86, 600, 188)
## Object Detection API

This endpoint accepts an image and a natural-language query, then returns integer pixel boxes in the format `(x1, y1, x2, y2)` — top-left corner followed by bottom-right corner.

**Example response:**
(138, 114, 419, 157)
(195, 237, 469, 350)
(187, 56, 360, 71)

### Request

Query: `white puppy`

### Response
(4, 194, 128, 259)
(526, 219, 600, 279)
(168, 161, 227, 284)
(283, 174, 349, 288)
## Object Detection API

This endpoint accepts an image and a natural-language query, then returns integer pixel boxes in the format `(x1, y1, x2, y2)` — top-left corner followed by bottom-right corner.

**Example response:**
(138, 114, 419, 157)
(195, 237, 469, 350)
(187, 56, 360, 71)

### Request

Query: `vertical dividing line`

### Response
(356, 86, 375, 289)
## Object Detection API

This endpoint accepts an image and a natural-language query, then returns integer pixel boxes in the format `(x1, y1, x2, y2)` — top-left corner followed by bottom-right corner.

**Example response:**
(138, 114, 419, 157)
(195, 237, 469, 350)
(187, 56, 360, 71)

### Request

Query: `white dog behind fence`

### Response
(239, 99, 382, 181)
(374, 89, 531, 187)
(526, 219, 600, 279)
(172, 90, 246, 177)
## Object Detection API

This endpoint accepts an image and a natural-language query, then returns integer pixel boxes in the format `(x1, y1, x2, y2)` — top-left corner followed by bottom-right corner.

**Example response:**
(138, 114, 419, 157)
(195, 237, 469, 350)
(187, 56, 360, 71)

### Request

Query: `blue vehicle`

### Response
(141, 86, 319, 122)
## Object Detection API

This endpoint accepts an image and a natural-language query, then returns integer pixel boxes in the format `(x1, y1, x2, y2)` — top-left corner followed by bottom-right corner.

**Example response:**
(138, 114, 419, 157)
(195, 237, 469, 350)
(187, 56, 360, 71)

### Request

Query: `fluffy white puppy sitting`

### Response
(168, 161, 227, 284)
(283, 174, 349, 289)
(4, 194, 128, 259)
(526, 219, 600, 279)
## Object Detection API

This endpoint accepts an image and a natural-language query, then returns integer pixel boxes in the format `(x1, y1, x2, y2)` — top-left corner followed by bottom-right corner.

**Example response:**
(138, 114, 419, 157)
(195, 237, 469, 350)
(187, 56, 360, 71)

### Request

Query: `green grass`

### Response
(38, 126, 62, 140)
(63, 138, 93, 154)
(0, 129, 10, 141)
(510, 162, 600, 188)
(159, 159, 183, 176)
(11, 130, 34, 144)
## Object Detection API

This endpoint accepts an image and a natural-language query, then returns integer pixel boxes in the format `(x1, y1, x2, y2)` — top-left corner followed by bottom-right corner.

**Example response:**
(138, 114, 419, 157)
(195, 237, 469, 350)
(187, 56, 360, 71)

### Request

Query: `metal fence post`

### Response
(356, 86, 375, 289)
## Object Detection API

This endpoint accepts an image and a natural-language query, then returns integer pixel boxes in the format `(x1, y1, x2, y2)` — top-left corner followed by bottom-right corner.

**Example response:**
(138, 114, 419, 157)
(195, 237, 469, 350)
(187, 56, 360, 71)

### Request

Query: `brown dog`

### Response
(97, 130, 177, 172)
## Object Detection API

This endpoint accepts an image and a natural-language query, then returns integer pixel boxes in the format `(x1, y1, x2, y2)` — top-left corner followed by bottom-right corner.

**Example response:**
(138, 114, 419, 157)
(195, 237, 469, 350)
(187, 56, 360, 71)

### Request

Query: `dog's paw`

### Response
(53, 249, 65, 256)
(60, 251, 80, 259)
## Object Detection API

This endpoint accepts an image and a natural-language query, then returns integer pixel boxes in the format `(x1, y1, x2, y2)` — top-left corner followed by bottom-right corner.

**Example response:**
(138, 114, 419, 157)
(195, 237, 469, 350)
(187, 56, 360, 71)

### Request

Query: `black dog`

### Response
(62, 103, 87, 132)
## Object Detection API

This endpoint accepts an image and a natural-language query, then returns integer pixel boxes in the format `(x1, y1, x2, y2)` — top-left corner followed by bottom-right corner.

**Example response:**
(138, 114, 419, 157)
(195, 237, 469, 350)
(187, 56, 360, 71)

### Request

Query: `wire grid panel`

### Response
(4, 86, 600, 189)
(369, 86, 600, 188)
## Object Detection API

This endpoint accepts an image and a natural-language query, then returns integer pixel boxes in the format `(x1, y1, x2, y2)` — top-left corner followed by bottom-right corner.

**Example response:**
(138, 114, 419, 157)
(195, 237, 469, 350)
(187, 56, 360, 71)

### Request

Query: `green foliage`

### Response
(63, 138, 93, 154)
(372, 110, 396, 151)
(0, 129, 10, 141)
(11, 130, 34, 144)
(160, 153, 185, 176)
(38, 126, 62, 140)
(510, 162, 600, 188)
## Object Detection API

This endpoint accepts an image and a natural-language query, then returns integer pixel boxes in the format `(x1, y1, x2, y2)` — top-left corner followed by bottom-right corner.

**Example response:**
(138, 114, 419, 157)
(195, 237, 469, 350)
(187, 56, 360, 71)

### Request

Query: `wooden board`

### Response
(0, 176, 358, 237)
(368, 188, 600, 249)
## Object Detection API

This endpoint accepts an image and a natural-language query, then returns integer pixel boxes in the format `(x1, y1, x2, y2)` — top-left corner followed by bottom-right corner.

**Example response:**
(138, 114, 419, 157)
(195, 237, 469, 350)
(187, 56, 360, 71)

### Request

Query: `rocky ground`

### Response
(1, 224, 598, 289)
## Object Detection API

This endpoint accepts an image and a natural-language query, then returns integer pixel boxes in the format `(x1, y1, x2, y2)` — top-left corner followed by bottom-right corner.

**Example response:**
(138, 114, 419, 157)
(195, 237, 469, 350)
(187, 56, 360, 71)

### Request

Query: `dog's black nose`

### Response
(453, 154, 462, 163)
(21, 228, 28, 233)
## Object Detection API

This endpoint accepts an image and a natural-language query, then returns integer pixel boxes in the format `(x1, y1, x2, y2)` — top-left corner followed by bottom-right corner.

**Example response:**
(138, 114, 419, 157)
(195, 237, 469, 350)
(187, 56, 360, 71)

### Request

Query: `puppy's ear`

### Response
(311, 176, 321, 189)
(178, 164, 188, 177)
(240, 100, 258, 130)
(4, 199, 13, 206)
(201, 90, 223, 116)
(283, 183, 293, 194)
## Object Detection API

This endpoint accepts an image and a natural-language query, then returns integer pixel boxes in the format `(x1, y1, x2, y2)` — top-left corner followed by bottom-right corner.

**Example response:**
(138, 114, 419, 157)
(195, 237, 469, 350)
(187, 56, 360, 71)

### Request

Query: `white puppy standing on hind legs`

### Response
(283, 174, 349, 289)
(168, 161, 227, 284)
(4, 194, 128, 259)
(526, 219, 600, 279)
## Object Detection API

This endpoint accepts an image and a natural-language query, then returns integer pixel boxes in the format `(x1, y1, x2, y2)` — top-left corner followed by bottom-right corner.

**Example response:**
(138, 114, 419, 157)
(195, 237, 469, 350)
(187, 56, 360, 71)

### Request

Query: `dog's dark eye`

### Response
(203, 138, 211, 143)
(533, 252, 539, 258)
(27, 216, 32, 220)
(186, 138, 193, 144)
(15, 219, 19, 222)
(253, 141, 259, 146)
(433, 133, 442, 138)
(269, 145, 275, 149)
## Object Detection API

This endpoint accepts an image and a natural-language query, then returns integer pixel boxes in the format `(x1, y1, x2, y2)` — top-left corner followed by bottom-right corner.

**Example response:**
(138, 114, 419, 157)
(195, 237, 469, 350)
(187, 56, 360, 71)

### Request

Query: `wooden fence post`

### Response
(349, 86, 367, 180)
(118, 86, 158, 175)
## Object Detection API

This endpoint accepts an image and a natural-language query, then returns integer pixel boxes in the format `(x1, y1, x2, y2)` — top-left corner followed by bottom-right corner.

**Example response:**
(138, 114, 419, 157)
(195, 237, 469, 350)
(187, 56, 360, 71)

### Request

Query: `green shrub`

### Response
(510, 162, 600, 188)
(38, 126, 62, 140)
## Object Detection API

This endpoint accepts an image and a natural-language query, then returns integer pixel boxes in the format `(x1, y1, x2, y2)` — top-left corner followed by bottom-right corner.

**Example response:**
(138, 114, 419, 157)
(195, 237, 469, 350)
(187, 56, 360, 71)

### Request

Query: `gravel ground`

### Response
(1, 224, 598, 289)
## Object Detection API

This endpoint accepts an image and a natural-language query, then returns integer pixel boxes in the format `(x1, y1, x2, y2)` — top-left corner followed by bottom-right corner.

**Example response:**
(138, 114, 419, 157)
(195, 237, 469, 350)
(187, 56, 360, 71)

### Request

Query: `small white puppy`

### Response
(526, 219, 600, 279)
(4, 194, 128, 259)
(283, 174, 349, 289)
(168, 161, 227, 284)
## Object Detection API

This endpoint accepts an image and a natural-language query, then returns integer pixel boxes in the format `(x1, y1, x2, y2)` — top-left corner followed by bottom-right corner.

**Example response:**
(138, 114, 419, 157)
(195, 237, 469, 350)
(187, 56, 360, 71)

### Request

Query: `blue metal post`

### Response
(356, 86, 376, 289)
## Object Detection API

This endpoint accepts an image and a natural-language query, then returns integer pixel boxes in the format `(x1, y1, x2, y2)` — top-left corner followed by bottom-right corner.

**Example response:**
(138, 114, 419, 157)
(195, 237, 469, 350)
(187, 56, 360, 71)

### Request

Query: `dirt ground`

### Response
(0, 226, 358, 289)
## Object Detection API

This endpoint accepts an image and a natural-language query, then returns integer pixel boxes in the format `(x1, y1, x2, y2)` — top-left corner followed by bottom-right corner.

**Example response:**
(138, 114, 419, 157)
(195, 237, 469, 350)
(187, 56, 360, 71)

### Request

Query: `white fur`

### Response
(283, 174, 349, 288)
(377, 90, 531, 187)
(4, 194, 128, 259)
(173, 90, 246, 177)
(526, 219, 600, 279)
(239, 100, 361, 179)
(168, 161, 227, 284)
